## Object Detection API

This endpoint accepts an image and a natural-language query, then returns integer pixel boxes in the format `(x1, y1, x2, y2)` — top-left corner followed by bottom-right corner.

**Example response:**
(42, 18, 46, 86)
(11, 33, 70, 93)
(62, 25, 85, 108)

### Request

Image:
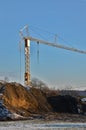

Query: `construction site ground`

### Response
(0, 81, 86, 122)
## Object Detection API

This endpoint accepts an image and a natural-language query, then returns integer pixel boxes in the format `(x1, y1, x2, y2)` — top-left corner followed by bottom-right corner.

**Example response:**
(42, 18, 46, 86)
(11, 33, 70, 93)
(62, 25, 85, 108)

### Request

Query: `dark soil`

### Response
(47, 95, 78, 114)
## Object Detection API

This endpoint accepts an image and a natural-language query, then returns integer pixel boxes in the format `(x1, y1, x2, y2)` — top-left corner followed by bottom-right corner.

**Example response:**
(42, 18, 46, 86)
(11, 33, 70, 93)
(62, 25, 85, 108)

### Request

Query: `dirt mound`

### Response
(2, 83, 51, 117)
(0, 81, 86, 121)
(47, 95, 78, 114)
(2, 83, 79, 115)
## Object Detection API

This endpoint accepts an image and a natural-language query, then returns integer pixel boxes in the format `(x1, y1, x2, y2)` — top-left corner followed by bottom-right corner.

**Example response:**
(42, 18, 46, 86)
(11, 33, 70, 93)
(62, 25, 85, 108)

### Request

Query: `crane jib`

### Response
(24, 36, 86, 54)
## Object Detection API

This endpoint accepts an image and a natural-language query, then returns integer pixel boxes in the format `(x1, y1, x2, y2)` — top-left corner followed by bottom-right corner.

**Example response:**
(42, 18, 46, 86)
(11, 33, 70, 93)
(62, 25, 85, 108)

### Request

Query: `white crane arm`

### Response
(24, 36, 86, 54)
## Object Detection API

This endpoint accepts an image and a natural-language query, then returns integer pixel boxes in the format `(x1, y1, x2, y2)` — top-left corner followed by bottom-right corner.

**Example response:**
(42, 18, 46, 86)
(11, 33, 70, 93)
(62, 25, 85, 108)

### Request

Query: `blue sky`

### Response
(0, 0, 86, 89)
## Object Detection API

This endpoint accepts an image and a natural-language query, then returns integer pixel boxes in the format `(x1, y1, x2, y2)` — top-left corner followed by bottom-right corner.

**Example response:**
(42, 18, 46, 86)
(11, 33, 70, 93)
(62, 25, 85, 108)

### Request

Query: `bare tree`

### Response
(31, 78, 49, 91)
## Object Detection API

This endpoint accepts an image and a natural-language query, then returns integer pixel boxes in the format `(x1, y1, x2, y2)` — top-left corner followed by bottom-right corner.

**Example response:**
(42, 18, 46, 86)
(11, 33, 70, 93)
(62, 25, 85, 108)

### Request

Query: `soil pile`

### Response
(0, 81, 86, 121)
(47, 95, 78, 113)
(2, 83, 51, 117)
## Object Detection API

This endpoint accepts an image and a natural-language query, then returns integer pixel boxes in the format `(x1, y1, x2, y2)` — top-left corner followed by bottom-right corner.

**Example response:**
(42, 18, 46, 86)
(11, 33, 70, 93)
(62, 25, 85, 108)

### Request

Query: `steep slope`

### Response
(2, 83, 51, 117)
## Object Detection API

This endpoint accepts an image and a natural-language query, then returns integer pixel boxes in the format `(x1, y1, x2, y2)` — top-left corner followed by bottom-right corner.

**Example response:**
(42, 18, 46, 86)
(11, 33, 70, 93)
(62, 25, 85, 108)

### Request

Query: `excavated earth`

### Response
(0, 82, 86, 122)
(0, 82, 51, 120)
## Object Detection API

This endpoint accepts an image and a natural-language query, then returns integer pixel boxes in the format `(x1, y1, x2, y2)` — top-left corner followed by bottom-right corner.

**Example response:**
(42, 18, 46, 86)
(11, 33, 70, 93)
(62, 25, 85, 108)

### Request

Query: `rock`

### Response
(0, 99, 11, 120)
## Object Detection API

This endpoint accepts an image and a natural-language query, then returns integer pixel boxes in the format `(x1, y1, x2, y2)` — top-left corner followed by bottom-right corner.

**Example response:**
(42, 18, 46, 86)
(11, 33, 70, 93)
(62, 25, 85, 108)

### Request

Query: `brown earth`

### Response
(0, 82, 86, 122)
(2, 83, 52, 117)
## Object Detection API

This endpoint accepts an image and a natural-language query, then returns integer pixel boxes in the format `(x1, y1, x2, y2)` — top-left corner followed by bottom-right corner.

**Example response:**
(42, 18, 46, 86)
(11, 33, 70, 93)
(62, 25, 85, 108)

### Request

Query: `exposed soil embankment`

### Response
(0, 82, 86, 121)
(2, 83, 51, 117)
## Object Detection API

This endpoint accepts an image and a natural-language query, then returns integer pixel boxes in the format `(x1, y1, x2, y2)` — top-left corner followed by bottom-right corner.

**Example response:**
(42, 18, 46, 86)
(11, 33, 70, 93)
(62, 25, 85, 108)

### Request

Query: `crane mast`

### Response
(24, 36, 86, 87)
(24, 38, 31, 86)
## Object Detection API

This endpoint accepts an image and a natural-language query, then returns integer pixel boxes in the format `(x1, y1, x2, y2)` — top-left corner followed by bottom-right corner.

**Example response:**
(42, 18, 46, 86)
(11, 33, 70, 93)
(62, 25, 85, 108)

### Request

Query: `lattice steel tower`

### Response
(24, 38, 31, 86)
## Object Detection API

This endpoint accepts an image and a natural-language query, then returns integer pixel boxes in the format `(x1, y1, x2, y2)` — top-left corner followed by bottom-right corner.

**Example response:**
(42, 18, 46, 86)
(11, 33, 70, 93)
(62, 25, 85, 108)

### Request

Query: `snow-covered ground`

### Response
(0, 120, 86, 130)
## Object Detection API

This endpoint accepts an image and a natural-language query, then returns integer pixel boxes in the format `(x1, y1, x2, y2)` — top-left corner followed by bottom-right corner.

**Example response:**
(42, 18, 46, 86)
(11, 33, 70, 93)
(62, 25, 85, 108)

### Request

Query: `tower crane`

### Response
(19, 25, 86, 87)
(24, 36, 86, 87)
